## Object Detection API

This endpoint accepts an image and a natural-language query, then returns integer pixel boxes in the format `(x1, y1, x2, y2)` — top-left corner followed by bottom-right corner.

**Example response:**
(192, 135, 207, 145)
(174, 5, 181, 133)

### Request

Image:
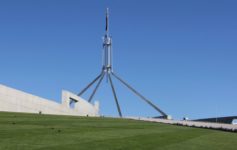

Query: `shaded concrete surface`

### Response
(127, 117, 237, 132)
(194, 116, 237, 124)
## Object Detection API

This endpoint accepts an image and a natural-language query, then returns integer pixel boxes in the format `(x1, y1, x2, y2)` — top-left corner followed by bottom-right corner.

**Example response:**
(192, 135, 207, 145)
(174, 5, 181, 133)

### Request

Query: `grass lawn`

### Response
(0, 112, 236, 150)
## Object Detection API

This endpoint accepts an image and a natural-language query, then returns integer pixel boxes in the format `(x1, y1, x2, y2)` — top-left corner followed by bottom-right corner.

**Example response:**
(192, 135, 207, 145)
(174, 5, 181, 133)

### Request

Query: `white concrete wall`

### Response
(0, 84, 99, 117)
(128, 117, 237, 131)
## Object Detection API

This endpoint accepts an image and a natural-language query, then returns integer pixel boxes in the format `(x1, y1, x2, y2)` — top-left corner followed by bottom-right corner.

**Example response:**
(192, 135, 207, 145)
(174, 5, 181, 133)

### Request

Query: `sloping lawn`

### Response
(0, 112, 236, 150)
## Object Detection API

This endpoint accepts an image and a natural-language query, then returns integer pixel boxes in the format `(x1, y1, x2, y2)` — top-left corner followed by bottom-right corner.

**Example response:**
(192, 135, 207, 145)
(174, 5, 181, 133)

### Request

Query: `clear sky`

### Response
(0, 0, 236, 119)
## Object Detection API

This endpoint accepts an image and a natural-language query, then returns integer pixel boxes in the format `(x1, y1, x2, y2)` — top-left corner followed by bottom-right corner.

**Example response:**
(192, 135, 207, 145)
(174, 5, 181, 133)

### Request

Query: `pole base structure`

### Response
(77, 69, 167, 118)
(77, 69, 123, 117)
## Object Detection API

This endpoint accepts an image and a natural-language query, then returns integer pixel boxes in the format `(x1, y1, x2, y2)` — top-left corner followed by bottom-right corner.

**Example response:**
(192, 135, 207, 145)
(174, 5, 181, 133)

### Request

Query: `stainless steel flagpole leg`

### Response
(78, 72, 103, 96)
(112, 72, 167, 117)
(108, 74, 122, 117)
(88, 72, 105, 103)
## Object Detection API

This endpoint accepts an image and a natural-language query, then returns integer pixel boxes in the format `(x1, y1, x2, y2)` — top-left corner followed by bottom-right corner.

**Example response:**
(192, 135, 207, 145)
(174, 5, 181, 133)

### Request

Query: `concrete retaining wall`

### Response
(0, 84, 99, 116)
(128, 117, 237, 132)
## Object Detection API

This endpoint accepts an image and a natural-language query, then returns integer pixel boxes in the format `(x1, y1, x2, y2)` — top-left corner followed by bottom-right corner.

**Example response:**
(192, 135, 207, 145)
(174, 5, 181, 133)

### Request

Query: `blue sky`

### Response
(0, 0, 236, 119)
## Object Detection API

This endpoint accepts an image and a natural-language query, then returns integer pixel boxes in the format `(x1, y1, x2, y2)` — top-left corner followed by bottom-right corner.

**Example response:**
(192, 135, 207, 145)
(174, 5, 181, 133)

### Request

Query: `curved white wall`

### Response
(0, 84, 99, 116)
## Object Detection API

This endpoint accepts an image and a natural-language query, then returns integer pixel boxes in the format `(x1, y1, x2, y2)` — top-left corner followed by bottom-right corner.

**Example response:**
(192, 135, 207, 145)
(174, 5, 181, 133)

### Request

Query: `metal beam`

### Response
(112, 72, 167, 117)
(108, 74, 122, 117)
(78, 72, 103, 96)
(88, 72, 105, 103)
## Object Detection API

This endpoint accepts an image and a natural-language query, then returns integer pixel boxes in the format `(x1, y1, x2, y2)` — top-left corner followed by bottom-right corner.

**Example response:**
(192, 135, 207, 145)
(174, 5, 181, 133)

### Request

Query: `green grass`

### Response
(0, 112, 236, 150)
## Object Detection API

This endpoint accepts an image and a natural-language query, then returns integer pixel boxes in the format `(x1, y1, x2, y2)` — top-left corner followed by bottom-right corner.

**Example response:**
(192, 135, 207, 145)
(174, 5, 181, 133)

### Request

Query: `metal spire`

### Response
(105, 8, 109, 35)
